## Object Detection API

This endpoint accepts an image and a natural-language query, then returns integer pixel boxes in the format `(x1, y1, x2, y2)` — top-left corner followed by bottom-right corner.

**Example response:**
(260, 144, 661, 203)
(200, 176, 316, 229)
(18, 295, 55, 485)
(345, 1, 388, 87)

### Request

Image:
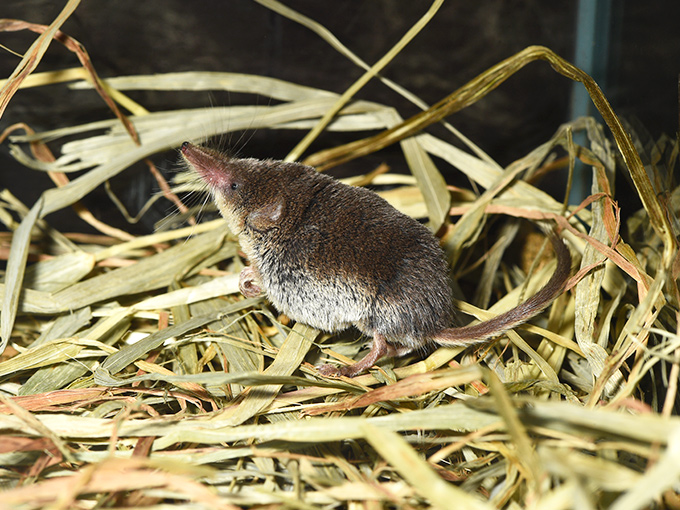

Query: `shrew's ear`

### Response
(247, 198, 284, 232)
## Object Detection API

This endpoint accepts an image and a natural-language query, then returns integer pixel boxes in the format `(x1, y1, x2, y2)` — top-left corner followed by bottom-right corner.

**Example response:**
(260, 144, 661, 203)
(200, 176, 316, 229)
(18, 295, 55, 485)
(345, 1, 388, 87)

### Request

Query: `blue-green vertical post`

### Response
(569, 0, 613, 204)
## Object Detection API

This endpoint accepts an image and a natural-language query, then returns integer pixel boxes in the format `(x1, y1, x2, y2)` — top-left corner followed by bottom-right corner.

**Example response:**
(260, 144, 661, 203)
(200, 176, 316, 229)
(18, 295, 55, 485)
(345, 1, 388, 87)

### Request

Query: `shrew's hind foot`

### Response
(318, 334, 414, 378)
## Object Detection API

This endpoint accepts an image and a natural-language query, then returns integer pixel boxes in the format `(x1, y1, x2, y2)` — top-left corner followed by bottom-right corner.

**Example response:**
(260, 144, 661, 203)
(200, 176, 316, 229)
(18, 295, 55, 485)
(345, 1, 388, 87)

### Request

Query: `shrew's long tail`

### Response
(435, 233, 570, 345)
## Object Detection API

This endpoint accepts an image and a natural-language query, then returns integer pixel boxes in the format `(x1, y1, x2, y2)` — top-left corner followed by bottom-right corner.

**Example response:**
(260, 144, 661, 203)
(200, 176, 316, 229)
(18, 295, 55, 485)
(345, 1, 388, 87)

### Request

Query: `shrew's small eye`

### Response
(230, 183, 239, 190)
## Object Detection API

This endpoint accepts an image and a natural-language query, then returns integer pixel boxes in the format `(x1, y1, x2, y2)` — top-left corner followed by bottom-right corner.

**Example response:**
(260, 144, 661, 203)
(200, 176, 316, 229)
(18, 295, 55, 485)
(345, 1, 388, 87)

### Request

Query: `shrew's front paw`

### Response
(239, 266, 264, 298)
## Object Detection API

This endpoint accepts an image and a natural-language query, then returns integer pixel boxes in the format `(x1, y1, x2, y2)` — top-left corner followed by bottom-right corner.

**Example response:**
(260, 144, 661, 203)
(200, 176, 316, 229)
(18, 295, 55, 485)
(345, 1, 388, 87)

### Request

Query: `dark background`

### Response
(1, 1, 678, 234)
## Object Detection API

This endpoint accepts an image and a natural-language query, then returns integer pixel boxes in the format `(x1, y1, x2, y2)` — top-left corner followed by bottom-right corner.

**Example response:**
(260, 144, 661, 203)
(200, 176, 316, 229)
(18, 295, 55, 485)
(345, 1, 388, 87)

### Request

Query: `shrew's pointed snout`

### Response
(180, 142, 236, 191)
(180, 142, 214, 168)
